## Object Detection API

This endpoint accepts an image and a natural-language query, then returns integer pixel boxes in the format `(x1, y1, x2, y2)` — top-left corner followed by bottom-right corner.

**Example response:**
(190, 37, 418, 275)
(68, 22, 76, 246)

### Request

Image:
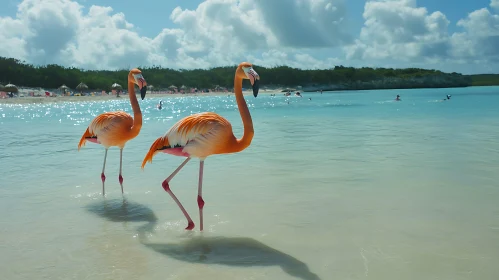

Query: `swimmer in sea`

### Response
(441, 94, 451, 101)
(157, 100, 163, 110)
(395, 94, 401, 101)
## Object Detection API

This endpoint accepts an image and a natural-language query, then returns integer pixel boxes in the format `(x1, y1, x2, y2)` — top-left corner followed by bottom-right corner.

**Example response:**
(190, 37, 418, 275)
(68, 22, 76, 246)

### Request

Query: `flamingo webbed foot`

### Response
(185, 221, 195, 230)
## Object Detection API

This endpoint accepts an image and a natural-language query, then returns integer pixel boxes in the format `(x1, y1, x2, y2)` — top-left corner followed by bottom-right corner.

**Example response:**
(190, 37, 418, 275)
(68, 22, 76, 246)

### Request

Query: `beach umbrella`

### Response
(76, 82, 88, 95)
(147, 85, 154, 90)
(3, 83, 18, 93)
(168, 85, 177, 93)
(59, 84, 69, 95)
(111, 83, 122, 90)
(180, 85, 187, 89)
(76, 82, 88, 91)
(111, 83, 123, 97)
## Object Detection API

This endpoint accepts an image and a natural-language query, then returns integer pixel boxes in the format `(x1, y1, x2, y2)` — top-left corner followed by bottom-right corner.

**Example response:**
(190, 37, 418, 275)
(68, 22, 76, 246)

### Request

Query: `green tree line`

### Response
(470, 74, 499, 86)
(0, 56, 481, 91)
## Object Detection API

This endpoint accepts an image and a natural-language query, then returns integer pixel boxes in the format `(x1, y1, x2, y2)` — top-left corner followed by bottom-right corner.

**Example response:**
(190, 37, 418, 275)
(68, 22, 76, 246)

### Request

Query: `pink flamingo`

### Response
(141, 62, 260, 231)
(78, 69, 148, 195)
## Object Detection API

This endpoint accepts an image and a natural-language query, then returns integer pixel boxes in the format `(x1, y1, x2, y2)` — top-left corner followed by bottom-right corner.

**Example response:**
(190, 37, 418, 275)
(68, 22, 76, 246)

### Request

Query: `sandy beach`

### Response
(0, 90, 281, 104)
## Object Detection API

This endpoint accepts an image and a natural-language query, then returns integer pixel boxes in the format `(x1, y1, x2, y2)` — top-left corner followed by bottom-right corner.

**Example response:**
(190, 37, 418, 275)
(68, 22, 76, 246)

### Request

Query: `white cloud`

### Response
(19, 0, 82, 64)
(0, 16, 27, 60)
(492, 0, 499, 11)
(0, 0, 349, 70)
(451, 5, 499, 64)
(345, 0, 451, 61)
(0, 0, 498, 73)
(343, 0, 499, 73)
(252, 0, 351, 48)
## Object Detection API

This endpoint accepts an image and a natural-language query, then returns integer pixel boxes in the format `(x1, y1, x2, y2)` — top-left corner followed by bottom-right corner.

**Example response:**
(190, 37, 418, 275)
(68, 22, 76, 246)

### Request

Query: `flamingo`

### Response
(78, 68, 148, 196)
(141, 62, 260, 231)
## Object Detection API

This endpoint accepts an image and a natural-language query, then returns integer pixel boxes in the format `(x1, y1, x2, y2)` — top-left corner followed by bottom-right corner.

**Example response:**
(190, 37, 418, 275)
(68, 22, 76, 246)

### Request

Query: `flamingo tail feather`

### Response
(78, 127, 93, 151)
(142, 136, 170, 169)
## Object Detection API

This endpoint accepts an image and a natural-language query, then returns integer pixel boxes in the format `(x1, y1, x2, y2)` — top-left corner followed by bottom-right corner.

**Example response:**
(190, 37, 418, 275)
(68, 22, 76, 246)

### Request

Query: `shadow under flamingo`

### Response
(84, 198, 158, 238)
(141, 236, 321, 280)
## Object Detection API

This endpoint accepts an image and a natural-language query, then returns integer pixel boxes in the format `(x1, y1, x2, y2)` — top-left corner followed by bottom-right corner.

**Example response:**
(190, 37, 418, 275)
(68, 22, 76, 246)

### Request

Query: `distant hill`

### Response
(469, 74, 499, 86)
(0, 56, 475, 91)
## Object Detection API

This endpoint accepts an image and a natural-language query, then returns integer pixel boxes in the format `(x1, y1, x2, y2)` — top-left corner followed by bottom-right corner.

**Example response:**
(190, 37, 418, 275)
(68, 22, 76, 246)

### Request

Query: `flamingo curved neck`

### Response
(128, 80, 142, 137)
(233, 74, 254, 152)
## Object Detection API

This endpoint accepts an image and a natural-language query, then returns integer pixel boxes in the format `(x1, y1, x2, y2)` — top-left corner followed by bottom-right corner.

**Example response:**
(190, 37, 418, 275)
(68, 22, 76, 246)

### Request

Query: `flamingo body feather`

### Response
(141, 112, 234, 167)
(79, 111, 135, 149)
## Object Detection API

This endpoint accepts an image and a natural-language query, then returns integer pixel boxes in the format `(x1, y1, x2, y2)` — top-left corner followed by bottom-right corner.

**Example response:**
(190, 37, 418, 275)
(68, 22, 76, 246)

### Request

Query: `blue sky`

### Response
(0, 0, 498, 74)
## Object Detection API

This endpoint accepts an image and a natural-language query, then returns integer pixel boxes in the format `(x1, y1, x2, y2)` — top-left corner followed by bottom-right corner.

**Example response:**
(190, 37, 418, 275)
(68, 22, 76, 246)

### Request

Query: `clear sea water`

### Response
(1, 86, 499, 280)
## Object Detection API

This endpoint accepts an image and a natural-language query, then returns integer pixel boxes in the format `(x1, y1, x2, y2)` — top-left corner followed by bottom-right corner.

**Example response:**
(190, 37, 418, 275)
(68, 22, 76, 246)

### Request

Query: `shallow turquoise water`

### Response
(1, 87, 499, 280)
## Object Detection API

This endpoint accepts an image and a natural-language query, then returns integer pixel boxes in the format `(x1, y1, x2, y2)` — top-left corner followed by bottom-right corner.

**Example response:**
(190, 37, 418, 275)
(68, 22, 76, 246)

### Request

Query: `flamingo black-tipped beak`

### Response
(252, 79, 259, 97)
(132, 73, 147, 100)
(247, 67, 260, 98)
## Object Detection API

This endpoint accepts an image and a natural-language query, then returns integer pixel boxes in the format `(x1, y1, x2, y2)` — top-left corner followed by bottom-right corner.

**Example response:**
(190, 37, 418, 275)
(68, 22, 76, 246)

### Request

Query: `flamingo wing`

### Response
(166, 112, 233, 157)
(142, 112, 234, 167)
(87, 111, 133, 147)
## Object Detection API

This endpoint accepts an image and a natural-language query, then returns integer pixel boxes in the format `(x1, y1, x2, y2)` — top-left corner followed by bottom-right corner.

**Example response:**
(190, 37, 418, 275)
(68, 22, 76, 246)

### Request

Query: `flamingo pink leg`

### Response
(197, 160, 205, 231)
(161, 157, 195, 230)
(101, 148, 108, 196)
(119, 148, 124, 194)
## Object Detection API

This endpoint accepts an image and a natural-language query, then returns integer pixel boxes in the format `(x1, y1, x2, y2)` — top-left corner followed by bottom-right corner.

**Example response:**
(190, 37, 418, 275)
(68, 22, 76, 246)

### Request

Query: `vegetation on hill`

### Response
(470, 74, 499, 86)
(0, 56, 478, 92)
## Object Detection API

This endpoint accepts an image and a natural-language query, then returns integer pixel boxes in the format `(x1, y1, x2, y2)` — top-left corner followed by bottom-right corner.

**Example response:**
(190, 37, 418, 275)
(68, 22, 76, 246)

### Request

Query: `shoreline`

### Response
(3, 84, 495, 105)
(0, 90, 281, 105)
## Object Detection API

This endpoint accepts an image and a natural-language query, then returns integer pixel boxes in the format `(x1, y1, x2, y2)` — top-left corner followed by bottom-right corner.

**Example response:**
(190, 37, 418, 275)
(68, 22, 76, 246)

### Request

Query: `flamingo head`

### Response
(129, 68, 148, 100)
(238, 62, 260, 97)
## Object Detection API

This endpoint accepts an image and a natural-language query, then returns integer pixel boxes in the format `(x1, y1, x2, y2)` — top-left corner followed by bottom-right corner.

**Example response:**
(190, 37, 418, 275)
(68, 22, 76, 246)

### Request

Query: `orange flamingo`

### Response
(78, 69, 148, 196)
(141, 62, 260, 231)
